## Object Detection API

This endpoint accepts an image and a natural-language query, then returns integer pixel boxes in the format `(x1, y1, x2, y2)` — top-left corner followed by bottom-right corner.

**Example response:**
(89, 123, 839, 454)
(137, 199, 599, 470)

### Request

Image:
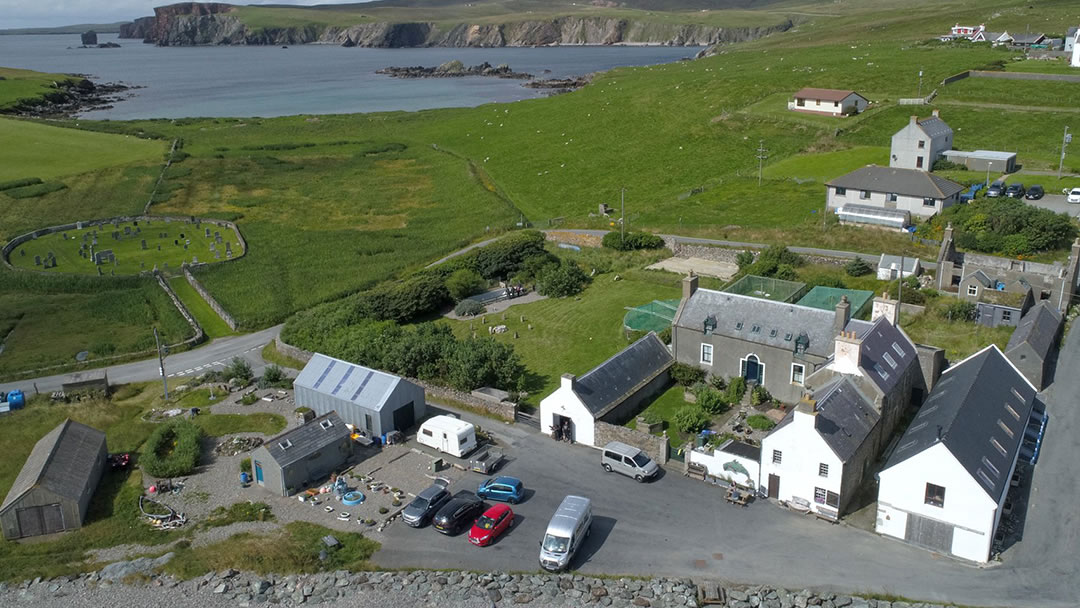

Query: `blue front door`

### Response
(254, 461, 264, 485)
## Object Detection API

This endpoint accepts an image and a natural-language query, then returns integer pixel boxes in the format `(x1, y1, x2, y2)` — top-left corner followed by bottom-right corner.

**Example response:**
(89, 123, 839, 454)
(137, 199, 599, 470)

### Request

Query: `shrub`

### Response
(141, 419, 204, 478)
(938, 300, 976, 322)
(746, 414, 776, 431)
(844, 256, 873, 277)
(774, 264, 799, 281)
(536, 260, 589, 298)
(657, 327, 672, 345)
(445, 268, 486, 301)
(601, 231, 665, 251)
(258, 364, 290, 389)
(454, 299, 485, 317)
(240, 458, 252, 474)
(726, 377, 747, 403)
(637, 410, 662, 425)
(750, 385, 772, 406)
(694, 385, 729, 415)
(225, 357, 254, 382)
(672, 406, 710, 434)
(0, 177, 42, 191)
(4, 181, 67, 199)
(735, 250, 755, 270)
(741, 245, 804, 278)
(241, 392, 259, 405)
(352, 273, 451, 323)
(932, 159, 966, 171)
(709, 375, 727, 391)
(670, 362, 706, 387)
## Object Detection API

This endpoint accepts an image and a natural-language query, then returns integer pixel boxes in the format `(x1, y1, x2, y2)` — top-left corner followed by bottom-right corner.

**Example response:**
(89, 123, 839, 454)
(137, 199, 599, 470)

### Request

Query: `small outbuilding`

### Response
(294, 353, 425, 439)
(251, 412, 353, 496)
(877, 255, 921, 280)
(941, 150, 1017, 173)
(0, 419, 107, 540)
(1005, 301, 1064, 390)
(540, 332, 673, 447)
(61, 369, 109, 397)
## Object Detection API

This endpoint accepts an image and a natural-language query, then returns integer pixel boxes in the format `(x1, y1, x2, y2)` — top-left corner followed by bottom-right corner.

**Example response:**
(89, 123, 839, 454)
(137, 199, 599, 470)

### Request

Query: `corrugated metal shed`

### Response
(294, 354, 400, 412)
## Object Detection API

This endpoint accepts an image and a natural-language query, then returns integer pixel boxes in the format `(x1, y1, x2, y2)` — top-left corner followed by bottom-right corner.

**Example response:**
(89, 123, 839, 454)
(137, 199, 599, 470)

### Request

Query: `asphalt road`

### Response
(377, 325, 1080, 607)
(1022, 193, 1080, 216)
(0, 324, 283, 396)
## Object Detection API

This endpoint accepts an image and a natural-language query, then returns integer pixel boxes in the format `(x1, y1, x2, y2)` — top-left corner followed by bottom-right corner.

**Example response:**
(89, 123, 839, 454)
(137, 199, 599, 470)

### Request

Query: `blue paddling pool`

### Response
(343, 491, 365, 506)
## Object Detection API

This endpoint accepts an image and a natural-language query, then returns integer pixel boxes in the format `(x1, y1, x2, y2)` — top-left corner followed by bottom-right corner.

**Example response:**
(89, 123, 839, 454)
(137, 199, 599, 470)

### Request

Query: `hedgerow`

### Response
(140, 419, 204, 478)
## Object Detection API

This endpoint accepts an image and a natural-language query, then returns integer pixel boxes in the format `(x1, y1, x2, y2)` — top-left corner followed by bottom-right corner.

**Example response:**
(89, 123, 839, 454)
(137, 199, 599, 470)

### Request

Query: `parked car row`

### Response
(402, 477, 525, 547)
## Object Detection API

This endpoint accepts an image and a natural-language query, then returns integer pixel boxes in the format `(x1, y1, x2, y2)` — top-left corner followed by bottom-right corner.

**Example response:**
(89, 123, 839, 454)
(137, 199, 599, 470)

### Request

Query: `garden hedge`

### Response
(141, 419, 204, 478)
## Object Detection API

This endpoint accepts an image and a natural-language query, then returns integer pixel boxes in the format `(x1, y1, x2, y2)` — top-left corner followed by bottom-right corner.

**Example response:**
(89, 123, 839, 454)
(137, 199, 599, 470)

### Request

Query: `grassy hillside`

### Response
(0, 67, 77, 111)
(0, 118, 164, 182)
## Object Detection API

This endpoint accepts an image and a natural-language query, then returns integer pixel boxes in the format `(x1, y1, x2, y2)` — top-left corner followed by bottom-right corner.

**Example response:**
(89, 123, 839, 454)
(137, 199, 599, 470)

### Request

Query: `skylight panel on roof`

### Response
(981, 457, 1000, 478)
(751, 324, 761, 334)
(1010, 387, 1025, 403)
(882, 352, 898, 369)
(909, 421, 928, 433)
(990, 438, 1007, 457)
(891, 342, 906, 358)
(769, 329, 777, 337)
(873, 363, 890, 381)
(735, 322, 743, 331)
(1005, 403, 1020, 420)
(784, 333, 793, 341)
(313, 360, 337, 390)
(997, 419, 1014, 438)
(279, 439, 293, 450)
(898, 439, 917, 453)
(976, 469, 995, 490)
(917, 404, 938, 418)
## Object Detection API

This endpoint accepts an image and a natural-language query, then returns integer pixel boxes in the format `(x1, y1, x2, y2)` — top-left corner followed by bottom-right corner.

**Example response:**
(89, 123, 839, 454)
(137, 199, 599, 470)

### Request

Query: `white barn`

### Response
(293, 353, 426, 439)
(876, 345, 1038, 563)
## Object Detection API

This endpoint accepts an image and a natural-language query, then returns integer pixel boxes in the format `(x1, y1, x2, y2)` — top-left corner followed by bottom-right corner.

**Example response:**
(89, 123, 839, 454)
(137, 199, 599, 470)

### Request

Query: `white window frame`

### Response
(700, 343, 714, 365)
(791, 363, 805, 386)
(772, 450, 782, 465)
(818, 463, 829, 477)
(967, 285, 979, 297)
(739, 354, 764, 386)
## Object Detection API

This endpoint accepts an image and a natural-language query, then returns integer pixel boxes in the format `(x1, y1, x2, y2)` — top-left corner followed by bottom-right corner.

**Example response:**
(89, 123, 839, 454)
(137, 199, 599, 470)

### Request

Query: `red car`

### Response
(468, 503, 514, 547)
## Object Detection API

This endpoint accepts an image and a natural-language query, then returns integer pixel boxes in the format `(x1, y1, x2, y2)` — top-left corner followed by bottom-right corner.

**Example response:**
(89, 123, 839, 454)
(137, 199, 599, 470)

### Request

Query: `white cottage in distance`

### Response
(788, 88, 869, 117)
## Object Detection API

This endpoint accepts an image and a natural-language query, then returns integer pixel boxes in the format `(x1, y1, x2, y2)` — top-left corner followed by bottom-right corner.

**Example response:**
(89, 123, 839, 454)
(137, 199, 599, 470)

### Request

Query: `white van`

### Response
(417, 415, 477, 458)
(539, 495, 592, 571)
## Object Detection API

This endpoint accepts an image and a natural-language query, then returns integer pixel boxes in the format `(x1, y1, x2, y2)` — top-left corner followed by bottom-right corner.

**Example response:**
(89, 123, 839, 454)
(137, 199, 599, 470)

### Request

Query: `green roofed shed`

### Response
(796, 286, 874, 318)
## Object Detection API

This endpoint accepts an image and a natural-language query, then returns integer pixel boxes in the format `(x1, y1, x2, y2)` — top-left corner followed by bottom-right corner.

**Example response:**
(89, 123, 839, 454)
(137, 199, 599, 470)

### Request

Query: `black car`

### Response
(986, 180, 1005, 198)
(1005, 183, 1026, 198)
(432, 491, 485, 535)
(1025, 184, 1045, 200)
(400, 483, 451, 528)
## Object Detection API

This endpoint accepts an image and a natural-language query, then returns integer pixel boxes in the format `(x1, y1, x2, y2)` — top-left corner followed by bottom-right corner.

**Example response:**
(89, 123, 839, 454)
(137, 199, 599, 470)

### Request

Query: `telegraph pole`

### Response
(755, 140, 768, 187)
(154, 327, 168, 400)
(917, 69, 924, 99)
(1059, 126, 1072, 179)
(620, 187, 626, 246)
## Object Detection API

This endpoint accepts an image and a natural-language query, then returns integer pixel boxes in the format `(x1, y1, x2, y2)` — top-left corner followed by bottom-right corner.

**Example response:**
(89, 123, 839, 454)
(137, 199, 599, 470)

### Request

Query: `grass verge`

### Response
(260, 341, 307, 370)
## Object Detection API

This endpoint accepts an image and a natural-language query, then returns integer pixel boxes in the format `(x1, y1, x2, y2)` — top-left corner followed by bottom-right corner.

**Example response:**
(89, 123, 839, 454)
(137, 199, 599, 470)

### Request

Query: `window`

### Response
(735, 322, 744, 331)
(791, 363, 805, 385)
(990, 437, 1006, 456)
(813, 488, 840, 508)
(924, 483, 946, 508)
(916, 156, 924, 169)
(751, 324, 761, 334)
(860, 190, 871, 200)
(319, 419, 334, 430)
(833, 101, 839, 107)
(365, 413, 373, 432)
(887, 193, 898, 202)
(835, 187, 846, 196)
(769, 329, 777, 338)
(997, 419, 1014, 438)
(772, 450, 782, 465)
(422, 428, 433, 437)
(818, 463, 829, 477)
(882, 352, 898, 369)
(891, 342, 906, 358)
(1002, 309, 1012, 322)
(1005, 403, 1020, 420)
(797, 98, 805, 107)
(784, 333, 793, 341)
(814, 487, 827, 503)
(873, 363, 890, 382)
(918, 140, 926, 149)
(701, 343, 714, 365)
(923, 198, 936, 207)
(967, 285, 979, 297)
(278, 439, 293, 450)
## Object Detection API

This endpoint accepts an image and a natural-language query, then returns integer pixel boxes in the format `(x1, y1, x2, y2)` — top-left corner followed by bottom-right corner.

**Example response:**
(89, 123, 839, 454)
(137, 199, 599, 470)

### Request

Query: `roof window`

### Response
(784, 333, 793, 341)
(996, 419, 1014, 438)
(1004, 403, 1020, 420)
(735, 322, 743, 331)
(320, 419, 334, 430)
(279, 439, 293, 450)
(891, 342, 906, 358)
(990, 437, 1007, 457)
(769, 329, 778, 337)
(981, 456, 1000, 477)
(751, 324, 761, 334)
(882, 352, 898, 369)
(873, 363, 890, 382)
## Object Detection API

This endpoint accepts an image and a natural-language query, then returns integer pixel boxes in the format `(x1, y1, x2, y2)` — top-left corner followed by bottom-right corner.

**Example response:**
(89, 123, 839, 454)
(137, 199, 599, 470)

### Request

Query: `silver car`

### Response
(400, 483, 450, 528)
(601, 441, 659, 482)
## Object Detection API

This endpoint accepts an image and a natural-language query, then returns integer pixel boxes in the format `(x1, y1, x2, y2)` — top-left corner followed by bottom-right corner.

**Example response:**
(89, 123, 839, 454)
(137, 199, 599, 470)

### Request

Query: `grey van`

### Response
(539, 495, 592, 571)
(601, 441, 659, 482)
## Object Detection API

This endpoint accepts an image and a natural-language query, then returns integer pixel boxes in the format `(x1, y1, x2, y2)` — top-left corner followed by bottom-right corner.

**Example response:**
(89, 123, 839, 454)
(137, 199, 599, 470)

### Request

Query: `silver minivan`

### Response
(601, 441, 659, 482)
(539, 495, 592, 572)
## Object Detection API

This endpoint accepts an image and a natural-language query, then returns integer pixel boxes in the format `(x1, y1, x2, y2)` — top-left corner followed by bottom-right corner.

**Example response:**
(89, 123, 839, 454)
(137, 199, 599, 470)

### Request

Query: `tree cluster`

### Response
(601, 231, 665, 251)
(735, 245, 804, 281)
(931, 198, 1076, 257)
(141, 419, 204, 478)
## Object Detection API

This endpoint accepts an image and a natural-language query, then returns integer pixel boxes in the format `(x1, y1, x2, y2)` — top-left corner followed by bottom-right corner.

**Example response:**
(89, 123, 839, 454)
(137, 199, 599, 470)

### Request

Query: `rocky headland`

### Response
(2, 77, 135, 118)
(118, 2, 795, 48)
(376, 61, 533, 80)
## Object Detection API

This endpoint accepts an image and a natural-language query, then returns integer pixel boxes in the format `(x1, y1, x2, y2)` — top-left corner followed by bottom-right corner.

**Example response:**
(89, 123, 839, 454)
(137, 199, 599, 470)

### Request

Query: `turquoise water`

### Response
(0, 33, 697, 119)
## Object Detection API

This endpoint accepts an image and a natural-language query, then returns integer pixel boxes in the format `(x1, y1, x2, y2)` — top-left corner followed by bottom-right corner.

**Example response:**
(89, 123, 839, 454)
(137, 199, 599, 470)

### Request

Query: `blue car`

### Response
(477, 476, 525, 504)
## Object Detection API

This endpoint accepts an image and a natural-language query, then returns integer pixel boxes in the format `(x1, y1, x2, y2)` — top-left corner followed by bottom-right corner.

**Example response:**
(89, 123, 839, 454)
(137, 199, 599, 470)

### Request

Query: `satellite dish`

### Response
(76, 351, 89, 362)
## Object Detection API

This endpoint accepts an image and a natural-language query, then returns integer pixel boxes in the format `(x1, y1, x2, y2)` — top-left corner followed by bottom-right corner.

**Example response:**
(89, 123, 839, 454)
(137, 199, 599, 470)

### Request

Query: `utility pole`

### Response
(755, 140, 768, 187)
(917, 69, 924, 99)
(898, 255, 905, 326)
(986, 160, 992, 188)
(1059, 126, 1072, 179)
(154, 327, 168, 400)
(620, 187, 626, 246)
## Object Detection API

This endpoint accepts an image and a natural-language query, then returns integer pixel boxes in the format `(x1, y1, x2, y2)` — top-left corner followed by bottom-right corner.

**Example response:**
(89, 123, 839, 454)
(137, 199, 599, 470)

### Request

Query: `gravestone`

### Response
(174, 240, 179, 246)
(133, 220, 138, 226)
(97, 267, 103, 276)
(205, 228, 211, 237)
(19, 249, 25, 257)
(141, 239, 147, 250)
(141, 262, 145, 269)
(183, 244, 188, 250)
(192, 256, 198, 263)
(158, 245, 161, 251)
(215, 235, 223, 244)
(47, 251, 54, 259)
(76, 221, 84, 229)
(124, 226, 132, 235)
(214, 231, 220, 238)
(185, 239, 191, 246)
(94, 249, 115, 265)
(34, 255, 41, 266)
(92, 238, 98, 246)
(214, 251, 220, 259)
(135, 226, 140, 234)
(62, 233, 67, 239)
(225, 242, 232, 254)
(112, 231, 120, 240)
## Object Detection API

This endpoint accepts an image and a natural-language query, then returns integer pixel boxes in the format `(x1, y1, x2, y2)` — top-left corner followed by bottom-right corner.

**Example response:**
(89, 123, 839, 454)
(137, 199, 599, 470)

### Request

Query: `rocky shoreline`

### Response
(0, 565, 968, 608)
(1, 77, 137, 118)
(376, 60, 533, 80)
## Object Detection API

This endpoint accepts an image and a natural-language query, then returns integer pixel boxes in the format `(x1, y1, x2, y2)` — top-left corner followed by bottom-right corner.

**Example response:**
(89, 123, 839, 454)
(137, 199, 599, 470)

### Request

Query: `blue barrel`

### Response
(6, 390, 25, 409)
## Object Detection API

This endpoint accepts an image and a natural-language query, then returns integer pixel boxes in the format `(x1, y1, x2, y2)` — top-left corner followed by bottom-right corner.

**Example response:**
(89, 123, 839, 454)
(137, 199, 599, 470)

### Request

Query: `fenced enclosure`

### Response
(722, 275, 807, 303)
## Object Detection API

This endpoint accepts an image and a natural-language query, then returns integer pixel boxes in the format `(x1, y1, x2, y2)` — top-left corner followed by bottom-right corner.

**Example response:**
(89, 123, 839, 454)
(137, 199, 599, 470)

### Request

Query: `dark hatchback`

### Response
(401, 483, 451, 528)
(432, 491, 485, 535)
(1025, 185, 1045, 200)
(1005, 183, 1026, 198)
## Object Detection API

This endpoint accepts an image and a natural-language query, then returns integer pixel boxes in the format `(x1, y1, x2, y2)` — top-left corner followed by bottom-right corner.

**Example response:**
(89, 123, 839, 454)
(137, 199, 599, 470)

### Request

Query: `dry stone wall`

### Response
(594, 420, 669, 465)
(183, 264, 237, 330)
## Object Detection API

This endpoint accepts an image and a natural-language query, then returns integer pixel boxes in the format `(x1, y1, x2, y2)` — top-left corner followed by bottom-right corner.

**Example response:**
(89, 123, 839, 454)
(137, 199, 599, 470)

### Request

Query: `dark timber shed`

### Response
(0, 419, 108, 540)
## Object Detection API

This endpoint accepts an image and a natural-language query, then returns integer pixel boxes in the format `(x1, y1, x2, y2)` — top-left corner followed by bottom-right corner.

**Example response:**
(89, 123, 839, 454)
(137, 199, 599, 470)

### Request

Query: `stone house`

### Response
(890, 111, 953, 172)
(825, 166, 964, 218)
(1004, 301, 1064, 390)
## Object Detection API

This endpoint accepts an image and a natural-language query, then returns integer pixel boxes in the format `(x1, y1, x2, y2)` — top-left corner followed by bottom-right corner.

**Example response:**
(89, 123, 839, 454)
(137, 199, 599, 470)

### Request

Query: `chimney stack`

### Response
(932, 109, 940, 118)
(832, 330, 862, 375)
(794, 396, 818, 427)
(910, 115, 919, 126)
(683, 271, 699, 301)
(833, 295, 851, 335)
(872, 291, 900, 325)
(560, 373, 576, 392)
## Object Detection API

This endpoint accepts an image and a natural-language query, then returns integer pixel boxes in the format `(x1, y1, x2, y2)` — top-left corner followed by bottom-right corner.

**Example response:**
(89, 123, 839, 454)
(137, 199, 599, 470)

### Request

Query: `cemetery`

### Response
(7, 217, 244, 276)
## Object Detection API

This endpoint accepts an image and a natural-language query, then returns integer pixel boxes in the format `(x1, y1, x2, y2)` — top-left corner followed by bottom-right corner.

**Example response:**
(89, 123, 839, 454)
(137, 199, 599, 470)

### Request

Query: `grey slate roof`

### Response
(294, 353, 404, 412)
(883, 346, 1036, 500)
(574, 332, 673, 418)
(771, 377, 880, 463)
(262, 412, 351, 469)
(858, 317, 918, 395)
(915, 116, 952, 140)
(826, 166, 964, 200)
(1006, 301, 1063, 359)
(878, 254, 919, 273)
(0, 420, 106, 513)
(1011, 33, 1045, 44)
(676, 288, 869, 358)
(718, 439, 761, 462)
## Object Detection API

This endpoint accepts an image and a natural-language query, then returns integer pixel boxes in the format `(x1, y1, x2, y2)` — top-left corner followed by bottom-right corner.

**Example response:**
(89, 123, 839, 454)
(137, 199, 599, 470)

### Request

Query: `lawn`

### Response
(763, 146, 889, 183)
(0, 117, 164, 182)
(10, 219, 242, 276)
(627, 383, 696, 446)
(194, 412, 287, 437)
(260, 341, 307, 370)
(936, 76, 1080, 109)
(1004, 59, 1080, 74)
(169, 277, 238, 340)
(0, 67, 76, 110)
(900, 301, 1015, 361)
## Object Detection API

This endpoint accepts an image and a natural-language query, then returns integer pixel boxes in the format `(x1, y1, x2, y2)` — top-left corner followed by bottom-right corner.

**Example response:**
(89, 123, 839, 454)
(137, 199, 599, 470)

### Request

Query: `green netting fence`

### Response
(623, 299, 681, 333)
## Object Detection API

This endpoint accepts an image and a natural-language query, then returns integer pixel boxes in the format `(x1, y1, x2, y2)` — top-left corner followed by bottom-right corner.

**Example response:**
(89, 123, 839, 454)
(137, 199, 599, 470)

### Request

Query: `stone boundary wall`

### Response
(2, 214, 246, 272)
(144, 138, 179, 215)
(183, 263, 238, 330)
(943, 69, 1080, 86)
(663, 239, 849, 269)
(273, 337, 517, 421)
(593, 420, 669, 465)
(154, 269, 205, 345)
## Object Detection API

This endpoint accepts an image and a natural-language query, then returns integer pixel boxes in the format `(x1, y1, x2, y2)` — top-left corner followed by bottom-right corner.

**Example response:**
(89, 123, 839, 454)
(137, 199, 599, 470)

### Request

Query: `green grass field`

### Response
(1004, 59, 1080, 74)
(169, 277, 238, 339)
(763, 146, 889, 182)
(9, 219, 242, 276)
(937, 76, 1080, 109)
(0, 67, 75, 110)
(0, 118, 164, 181)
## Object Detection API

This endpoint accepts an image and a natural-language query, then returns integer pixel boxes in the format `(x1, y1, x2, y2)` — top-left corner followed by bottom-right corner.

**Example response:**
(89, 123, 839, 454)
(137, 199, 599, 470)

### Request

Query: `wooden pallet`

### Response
(697, 581, 726, 605)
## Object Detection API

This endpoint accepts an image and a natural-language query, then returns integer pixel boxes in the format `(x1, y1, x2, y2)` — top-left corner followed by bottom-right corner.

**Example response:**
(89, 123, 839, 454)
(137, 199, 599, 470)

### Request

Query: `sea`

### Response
(0, 33, 697, 119)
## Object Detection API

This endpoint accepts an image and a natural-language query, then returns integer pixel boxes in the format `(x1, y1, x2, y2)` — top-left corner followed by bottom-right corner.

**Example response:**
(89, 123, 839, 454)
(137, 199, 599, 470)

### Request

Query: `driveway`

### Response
(1023, 194, 1080, 216)
(376, 324, 1080, 608)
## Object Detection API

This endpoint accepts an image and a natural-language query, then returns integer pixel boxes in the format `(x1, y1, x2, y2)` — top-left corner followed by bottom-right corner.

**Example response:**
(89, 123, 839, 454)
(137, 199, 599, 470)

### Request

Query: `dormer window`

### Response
(703, 314, 717, 335)
(794, 332, 809, 354)
(735, 322, 744, 331)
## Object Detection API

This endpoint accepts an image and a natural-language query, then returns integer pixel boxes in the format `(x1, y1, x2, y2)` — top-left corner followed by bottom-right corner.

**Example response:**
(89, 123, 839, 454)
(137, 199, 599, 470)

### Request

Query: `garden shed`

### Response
(294, 353, 426, 439)
(61, 369, 109, 397)
(251, 412, 352, 496)
(0, 419, 107, 540)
